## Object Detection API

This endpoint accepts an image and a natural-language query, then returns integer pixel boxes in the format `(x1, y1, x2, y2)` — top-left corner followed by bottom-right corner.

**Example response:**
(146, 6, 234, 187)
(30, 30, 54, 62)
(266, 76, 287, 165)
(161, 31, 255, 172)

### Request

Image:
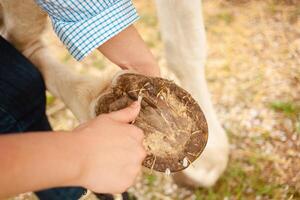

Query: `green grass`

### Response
(46, 93, 55, 106)
(140, 13, 157, 27)
(269, 101, 299, 115)
(193, 145, 289, 200)
(206, 10, 235, 27)
(216, 12, 235, 24)
(145, 174, 157, 186)
(269, 100, 300, 135)
(195, 163, 246, 199)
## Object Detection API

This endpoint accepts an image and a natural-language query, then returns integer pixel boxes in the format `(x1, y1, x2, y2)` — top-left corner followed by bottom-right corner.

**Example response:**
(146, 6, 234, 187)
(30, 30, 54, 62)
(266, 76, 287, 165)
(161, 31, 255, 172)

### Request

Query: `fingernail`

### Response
(138, 95, 143, 105)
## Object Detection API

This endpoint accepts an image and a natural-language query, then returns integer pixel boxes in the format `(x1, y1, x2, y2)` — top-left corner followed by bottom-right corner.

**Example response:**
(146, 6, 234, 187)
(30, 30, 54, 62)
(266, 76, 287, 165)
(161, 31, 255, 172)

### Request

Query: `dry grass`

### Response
(12, 0, 300, 199)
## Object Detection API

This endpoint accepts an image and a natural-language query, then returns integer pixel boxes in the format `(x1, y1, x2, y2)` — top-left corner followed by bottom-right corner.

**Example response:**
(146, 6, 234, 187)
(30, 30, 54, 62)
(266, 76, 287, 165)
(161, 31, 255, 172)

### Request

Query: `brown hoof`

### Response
(95, 73, 208, 173)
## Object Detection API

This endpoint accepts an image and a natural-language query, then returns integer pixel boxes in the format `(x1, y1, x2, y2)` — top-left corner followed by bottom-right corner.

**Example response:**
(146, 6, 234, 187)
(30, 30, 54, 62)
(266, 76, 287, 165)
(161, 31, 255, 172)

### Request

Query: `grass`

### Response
(269, 101, 299, 116)
(206, 10, 235, 28)
(140, 13, 157, 27)
(145, 174, 157, 186)
(46, 93, 55, 106)
(216, 12, 235, 24)
(193, 124, 299, 200)
(195, 160, 285, 200)
(269, 100, 300, 135)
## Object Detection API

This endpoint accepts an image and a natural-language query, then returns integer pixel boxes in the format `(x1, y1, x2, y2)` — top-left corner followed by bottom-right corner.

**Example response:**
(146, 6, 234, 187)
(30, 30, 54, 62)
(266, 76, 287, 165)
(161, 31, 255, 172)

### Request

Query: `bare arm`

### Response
(98, 25, 160, 77)
(0, 131, 80, 197)
(0, 102, 145, 198)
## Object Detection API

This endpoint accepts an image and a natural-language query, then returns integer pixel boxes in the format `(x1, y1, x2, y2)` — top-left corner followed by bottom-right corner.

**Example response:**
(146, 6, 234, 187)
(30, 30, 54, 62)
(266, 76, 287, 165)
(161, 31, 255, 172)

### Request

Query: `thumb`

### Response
(108, 101, 141, 123)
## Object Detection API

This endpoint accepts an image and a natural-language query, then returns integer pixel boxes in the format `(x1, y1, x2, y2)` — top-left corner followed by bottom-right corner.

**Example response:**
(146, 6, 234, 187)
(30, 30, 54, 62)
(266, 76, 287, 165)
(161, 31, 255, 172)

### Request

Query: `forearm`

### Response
(0, 131, 80, 198)
(98, 25, 160, 77)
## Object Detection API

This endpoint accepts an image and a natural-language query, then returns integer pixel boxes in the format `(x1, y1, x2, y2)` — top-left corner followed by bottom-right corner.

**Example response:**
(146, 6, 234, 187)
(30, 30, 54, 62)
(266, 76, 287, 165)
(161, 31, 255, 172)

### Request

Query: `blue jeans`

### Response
(0, 36, 87, 200)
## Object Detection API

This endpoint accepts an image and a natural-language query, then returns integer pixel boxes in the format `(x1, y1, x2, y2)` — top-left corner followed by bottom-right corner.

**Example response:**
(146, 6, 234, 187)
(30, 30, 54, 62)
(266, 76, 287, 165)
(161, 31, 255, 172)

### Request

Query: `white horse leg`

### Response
(155, 0, 229, 187)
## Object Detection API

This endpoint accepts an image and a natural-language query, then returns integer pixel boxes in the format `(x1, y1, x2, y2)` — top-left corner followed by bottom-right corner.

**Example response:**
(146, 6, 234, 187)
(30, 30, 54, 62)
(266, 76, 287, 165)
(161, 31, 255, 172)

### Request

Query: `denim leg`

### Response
(0, 36, 86, 200)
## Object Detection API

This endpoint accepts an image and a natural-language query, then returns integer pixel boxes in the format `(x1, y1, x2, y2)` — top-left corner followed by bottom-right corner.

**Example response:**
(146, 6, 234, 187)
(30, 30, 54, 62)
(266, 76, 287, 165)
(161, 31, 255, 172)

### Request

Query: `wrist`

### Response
(56, 131, 85, 187)
(66, 131, 94, 188)
(138, 61, 160, 77)
(121, 60, 160, 77)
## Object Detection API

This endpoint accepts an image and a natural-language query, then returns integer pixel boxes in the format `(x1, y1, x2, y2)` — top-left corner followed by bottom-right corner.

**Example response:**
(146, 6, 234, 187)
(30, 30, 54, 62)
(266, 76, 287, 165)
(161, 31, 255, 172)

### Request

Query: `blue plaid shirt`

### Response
(36, 0, 139, 61)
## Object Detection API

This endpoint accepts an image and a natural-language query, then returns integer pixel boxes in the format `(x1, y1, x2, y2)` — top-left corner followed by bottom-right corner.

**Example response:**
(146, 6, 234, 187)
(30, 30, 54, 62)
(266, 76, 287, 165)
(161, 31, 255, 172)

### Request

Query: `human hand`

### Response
(73, 101, 146, 194)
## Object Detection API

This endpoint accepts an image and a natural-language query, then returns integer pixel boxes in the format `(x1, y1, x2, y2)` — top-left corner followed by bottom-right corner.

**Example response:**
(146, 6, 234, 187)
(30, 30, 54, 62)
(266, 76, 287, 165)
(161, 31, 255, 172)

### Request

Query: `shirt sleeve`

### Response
(36, 0, 139, 61)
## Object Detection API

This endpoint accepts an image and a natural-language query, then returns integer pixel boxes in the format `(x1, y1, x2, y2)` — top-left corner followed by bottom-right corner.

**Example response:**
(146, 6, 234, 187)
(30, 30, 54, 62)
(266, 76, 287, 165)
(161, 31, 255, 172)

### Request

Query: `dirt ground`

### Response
(11, 0, 300, 200)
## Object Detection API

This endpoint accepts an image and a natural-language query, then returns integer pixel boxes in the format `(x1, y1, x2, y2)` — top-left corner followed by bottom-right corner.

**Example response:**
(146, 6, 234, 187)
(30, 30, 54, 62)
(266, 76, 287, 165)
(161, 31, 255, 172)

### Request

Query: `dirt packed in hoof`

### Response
(95, 73, 208, 173)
